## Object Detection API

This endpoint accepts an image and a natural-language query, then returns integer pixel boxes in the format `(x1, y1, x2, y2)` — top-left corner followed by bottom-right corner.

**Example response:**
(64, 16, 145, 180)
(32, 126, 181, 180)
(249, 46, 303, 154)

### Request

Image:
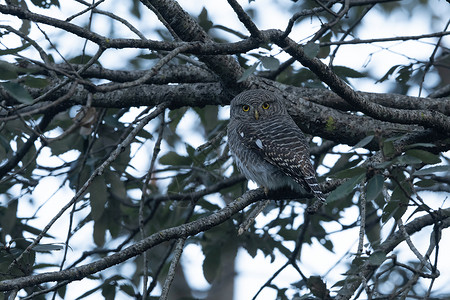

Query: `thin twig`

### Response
(139, 112, 166, 300)
(95, 44, 192, 92)
(357, 185, 366, 256)
(227, 0, 261, 39)
(160, 238, 186, 300)
(238, 200, 270, 235)
(418, 19, 450, 96)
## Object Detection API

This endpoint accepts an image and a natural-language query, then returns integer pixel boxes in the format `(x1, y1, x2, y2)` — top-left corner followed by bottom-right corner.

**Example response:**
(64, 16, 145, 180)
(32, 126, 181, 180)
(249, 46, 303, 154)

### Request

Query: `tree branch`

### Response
(335, 209, 450, 300)
(266, 30, 450, 133)
(0, 189, 265, 292)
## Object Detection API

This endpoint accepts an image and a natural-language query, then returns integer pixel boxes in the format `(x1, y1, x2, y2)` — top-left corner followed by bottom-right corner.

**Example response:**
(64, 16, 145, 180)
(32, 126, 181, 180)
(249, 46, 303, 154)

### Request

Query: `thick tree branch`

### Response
(2, 82, 447, 151)
(266, 30, 450, 133)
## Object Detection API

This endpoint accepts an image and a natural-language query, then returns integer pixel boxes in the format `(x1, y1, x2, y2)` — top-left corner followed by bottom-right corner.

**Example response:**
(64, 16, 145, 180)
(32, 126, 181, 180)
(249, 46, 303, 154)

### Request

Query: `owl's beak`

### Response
(254, 110, 259, 120)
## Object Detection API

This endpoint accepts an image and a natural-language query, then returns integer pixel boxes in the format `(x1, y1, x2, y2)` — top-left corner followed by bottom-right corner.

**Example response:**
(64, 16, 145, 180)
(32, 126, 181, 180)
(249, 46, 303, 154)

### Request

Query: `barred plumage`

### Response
(227, 89, 325, 213)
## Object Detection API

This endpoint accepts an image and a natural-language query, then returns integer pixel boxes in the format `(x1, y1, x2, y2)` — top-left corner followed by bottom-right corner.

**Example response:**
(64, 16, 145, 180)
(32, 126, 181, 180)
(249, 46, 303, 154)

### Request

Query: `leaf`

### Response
(382, 140, 395, 158)
(334, 66, 365, 78)
(1, 82, 33, 104)
(366, 174, 384, 202)
(414, 179, 435, 187)
(198, 7, 213, 32)
(89, 176, 108, 221)
(23, 76, 50, 88)
(307, 276, 329, 299)
(30, 0, 60, 8)
(368, 251, 386, 266)
(203, 247, 221, 283)
(333, 166, 366, 179)
(376, 64, 401, 83)
(396, 65, 413, 84)
(326, 172, 365, 203)
(261, 56, 280, 70)
(351, 135, 374, 150)
(93, 215, 107, 247)
(405, 149, 441, 164)
(304, 42, 320, 58)
(394, 154, 422, 165)
(32, 243, 64, 252)
(237, 62, 259, 83)
(413, 165, 450, 176)
(0, 61, 19, 80)
(158, 151, 191, 166)
(119, 284, 135, 297)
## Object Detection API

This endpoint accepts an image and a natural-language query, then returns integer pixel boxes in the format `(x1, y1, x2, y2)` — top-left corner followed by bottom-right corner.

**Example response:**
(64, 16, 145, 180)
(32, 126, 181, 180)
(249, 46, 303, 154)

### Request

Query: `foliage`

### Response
(0, 0, 449, 299)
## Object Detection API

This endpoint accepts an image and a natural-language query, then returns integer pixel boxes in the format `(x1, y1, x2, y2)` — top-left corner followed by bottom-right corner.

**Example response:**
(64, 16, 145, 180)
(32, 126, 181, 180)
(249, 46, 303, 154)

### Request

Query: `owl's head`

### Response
(230, 89, 288, 121)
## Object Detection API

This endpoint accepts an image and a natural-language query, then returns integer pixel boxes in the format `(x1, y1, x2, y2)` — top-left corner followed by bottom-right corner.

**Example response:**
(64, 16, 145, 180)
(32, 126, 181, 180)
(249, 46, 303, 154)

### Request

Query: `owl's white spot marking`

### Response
(239, 131, 244, 137)
(255, 139, 263, 149)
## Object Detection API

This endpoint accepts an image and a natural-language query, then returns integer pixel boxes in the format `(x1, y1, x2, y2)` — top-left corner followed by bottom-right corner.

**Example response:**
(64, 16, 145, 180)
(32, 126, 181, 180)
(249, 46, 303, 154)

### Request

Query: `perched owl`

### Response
(227, 89, 325, 213)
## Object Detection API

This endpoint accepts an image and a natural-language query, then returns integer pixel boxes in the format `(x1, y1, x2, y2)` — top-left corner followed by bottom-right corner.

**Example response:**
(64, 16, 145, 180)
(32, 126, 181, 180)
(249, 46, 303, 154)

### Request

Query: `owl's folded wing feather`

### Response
(235, 120, 326, 212)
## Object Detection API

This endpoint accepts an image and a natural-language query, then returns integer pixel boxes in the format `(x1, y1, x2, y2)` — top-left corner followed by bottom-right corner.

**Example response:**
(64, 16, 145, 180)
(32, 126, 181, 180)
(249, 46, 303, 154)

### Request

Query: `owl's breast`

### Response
(229, 138, 299, 191)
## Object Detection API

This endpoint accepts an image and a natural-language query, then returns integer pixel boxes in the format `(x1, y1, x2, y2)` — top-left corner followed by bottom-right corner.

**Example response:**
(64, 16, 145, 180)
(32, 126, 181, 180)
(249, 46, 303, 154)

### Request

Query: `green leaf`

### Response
(158, 151, 191, 166)
(93, 215, 107, 247)
(304, 42, 320, 58)
(366, 174, 384, 202)
(30, 0, 60, 8)
(414, 179, 436, 187)
(23, 76, 50, 88)
(405, 149, 441, 164)
(237, 62, 259, 83)
(203, 247, 221, 283)
(261, 56, 280, 70)
(413, 165, 450, 176)
(89, 176, 108, 221)
(368, 251, 386, 266)
(119, 284, 135, 297)
(376, 65, 401, 83)
(396, 65, 413, 84)
(382, 140, 395, 158)
(0, 61, 18, 80)
(326, 172, 365, 203)
(351, 135, 374, 150)
(334, 66, 365, 78)
(333, 166, 366, 179)
(198, 7, 213, 32)
(1, 81, 33, 104)
(57, 285, 67, 299)
(394, 154, 422, 165)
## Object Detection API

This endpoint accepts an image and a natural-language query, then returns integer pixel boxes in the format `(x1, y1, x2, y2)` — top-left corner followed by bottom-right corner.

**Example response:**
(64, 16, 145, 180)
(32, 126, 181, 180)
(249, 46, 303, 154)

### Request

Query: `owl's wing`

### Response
(236, 120, 325, 212)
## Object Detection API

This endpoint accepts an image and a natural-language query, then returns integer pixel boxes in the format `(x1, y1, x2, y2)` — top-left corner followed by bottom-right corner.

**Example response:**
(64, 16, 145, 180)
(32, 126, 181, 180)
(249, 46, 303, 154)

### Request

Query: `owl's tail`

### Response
(303, 176, 326, 214)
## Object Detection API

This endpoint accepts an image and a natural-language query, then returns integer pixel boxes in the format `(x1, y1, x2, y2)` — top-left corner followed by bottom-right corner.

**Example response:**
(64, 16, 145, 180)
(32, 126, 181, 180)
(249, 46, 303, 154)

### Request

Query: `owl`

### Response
(227, 89, 325, 213)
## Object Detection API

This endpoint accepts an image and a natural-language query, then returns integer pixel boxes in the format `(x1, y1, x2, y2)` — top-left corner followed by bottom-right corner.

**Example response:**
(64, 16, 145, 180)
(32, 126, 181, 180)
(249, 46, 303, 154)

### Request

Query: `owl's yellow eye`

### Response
(262, 102, 270, 109)
(242, 105, 250, 112)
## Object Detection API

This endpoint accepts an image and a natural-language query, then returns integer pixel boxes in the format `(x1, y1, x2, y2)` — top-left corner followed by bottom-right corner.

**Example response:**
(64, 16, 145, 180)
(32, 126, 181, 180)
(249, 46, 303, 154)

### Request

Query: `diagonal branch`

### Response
(0, 189, 265, 292)
(266, 30, 450, 133)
